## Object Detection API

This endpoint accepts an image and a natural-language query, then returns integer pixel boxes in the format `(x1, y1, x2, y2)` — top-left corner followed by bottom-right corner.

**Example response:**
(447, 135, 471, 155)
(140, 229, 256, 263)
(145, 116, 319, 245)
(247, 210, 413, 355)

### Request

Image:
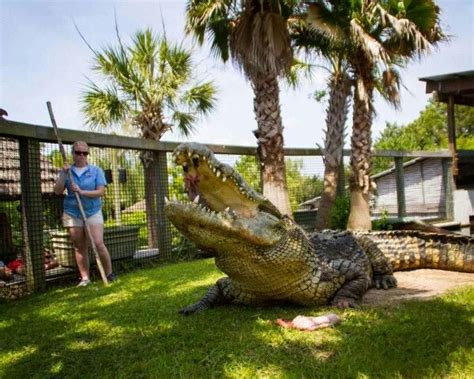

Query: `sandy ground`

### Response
(362, 269, 474, 305)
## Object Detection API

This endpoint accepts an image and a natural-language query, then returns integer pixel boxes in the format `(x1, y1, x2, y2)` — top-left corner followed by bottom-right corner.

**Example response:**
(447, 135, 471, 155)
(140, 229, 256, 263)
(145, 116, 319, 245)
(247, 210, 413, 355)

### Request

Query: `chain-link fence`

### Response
(0, 119, 456, 298)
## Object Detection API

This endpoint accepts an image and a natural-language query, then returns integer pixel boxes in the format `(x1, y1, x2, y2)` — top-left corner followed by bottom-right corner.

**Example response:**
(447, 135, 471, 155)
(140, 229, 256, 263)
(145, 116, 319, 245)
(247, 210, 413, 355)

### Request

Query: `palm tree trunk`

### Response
(347, 78, 373, 231)
(252, 75, 292, 216)
(139, 109, 170, 250)
(315, 74, 351, 230)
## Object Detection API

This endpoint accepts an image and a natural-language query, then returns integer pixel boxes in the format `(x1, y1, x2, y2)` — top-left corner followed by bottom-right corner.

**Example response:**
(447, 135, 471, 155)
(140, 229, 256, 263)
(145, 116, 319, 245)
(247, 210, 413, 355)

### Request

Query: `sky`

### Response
(1, 0, 473, 149)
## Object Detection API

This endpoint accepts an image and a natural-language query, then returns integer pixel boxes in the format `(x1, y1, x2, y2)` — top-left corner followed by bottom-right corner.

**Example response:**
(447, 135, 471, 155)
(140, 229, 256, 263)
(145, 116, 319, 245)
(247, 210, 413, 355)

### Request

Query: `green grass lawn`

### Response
(1, 259, 473, 379)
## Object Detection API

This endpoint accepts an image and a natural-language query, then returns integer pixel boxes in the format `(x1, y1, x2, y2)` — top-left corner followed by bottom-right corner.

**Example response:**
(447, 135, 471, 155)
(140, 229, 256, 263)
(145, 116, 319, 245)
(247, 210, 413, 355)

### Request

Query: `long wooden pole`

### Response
(47, 101, 108, 285)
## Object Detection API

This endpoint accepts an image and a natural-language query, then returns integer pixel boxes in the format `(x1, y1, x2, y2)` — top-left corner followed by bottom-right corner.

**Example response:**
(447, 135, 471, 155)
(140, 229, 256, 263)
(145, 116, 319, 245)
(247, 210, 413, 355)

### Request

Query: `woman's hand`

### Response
(70, 182, 82, 194)
(62, 163, 70, 173)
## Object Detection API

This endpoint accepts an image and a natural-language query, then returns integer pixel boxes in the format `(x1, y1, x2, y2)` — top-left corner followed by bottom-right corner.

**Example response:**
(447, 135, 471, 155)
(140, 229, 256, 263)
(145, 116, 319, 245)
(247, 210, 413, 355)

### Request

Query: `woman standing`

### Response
(54, 141, 116, 286)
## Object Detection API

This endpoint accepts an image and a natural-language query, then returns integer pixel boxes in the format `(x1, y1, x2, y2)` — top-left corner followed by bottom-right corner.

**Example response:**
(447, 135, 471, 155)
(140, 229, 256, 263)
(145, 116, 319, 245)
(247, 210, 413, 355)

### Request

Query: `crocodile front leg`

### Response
(331, 272, 371, 308)
(355, 234, 397, 290)
(179, 277, 238, 315)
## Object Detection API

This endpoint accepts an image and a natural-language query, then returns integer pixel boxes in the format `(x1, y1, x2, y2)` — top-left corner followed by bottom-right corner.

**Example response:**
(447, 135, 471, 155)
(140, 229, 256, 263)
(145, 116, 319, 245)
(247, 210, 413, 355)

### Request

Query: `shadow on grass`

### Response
(0, 259, 472, 378)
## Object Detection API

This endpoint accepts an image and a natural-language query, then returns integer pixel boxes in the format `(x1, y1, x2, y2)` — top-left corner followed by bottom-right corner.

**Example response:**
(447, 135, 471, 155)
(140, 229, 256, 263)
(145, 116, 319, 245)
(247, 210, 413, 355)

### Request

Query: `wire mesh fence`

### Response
(0, 120, 456, 298)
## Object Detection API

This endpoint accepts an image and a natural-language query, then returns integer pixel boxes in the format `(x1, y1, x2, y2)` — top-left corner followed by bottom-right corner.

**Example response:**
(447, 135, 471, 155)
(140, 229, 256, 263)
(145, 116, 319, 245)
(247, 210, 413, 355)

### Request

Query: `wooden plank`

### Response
(0, 118, 454, 158)
(425, 76, 474, 93)
(436, 93, 474, 106)
(447, 95, 459, 176)
(19, 138, 45, 291)
(394, 157, 406, 218)
(155, 151, 172, 258)
(442, 158, 454, 220)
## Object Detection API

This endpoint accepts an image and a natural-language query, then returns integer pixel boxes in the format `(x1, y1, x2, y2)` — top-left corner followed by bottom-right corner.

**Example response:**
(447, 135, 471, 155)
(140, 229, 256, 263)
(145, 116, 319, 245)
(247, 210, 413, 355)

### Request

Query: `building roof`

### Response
(371, 157, 425, 180)
(0, 137, 61, 200)
(419, 70, 474, 106)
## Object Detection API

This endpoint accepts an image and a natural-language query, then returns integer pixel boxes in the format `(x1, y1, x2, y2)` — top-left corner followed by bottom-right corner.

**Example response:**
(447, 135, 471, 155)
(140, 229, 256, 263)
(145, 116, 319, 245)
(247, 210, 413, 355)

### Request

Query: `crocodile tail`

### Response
(359, 230, 474, 273)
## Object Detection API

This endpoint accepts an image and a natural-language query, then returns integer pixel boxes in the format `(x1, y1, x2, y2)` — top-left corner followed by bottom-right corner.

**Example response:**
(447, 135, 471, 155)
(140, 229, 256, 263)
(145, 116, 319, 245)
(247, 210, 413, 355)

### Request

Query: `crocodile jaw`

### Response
(171, 142, 282, 219)
(165, 142, 286, 253)
(164, 199, 283, 251)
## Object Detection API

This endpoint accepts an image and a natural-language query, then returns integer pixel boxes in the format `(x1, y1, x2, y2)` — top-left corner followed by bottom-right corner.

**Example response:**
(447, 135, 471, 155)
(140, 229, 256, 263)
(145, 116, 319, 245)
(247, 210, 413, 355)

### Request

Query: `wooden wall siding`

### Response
(373, 158, 445, 217)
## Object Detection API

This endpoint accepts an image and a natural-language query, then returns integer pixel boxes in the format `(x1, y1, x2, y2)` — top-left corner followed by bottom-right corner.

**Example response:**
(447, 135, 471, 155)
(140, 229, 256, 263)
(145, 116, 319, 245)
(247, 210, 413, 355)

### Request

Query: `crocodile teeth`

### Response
(193, 195, 200, 204)
(216, 170, 221, 178)
(222, 176, 227, 182)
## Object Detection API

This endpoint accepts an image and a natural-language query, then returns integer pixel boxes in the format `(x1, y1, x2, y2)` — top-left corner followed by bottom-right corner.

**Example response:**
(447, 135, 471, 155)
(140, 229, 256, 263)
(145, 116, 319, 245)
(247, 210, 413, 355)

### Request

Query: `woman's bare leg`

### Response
(89, 223, 112, 276)
(69, 227, 89, 280)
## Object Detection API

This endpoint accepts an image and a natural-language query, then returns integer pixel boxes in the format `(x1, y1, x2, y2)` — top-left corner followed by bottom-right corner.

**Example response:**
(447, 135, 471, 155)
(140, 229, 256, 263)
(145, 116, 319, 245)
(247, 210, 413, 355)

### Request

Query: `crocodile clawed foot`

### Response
(373, 274, 397, 290)
(178, 303, 202, 316)
(331, 297, 359, 309)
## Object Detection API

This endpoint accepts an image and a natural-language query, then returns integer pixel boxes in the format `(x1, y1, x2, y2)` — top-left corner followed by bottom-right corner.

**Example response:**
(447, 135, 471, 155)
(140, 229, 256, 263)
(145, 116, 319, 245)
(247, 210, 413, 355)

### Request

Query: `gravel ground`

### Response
(363, 269, 474, 305)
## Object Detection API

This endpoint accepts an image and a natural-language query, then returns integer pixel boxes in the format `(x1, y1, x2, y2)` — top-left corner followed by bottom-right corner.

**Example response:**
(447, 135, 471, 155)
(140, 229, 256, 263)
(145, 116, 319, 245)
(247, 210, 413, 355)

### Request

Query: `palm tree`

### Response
(185, 0, 301, 216)
(307, 0, 445, 230)
(291, 20, 352, 230)
(81, 28, 216, 250)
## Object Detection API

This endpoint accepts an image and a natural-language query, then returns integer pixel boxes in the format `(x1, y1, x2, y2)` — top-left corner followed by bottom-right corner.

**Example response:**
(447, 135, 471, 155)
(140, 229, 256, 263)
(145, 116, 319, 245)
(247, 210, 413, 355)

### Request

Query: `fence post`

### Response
(442, 158, 454, 220)
(19, 137, 45, 292)
(394, 157, 406, 219)
(155, 151, 172, 259)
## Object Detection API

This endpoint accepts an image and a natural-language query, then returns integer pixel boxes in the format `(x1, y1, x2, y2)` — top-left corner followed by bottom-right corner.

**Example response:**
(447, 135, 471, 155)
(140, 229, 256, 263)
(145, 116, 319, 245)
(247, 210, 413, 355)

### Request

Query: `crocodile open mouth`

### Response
(169, 142, 280, 219)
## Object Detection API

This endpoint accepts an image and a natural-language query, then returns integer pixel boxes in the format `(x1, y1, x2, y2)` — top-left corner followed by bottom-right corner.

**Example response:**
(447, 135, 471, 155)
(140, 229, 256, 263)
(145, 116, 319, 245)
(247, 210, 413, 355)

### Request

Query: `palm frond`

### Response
(375, 4, 432, 55)
(374, 67, 402, 109)
(81, 81, 130, 129)
(166, 43, 193, 83)
(306, 3, 344, 42)
(350, 18, 390, 65)
(182, 82, 217, 116)
(131, 29, 159, 82)
(171, 110, 197, 136)
(207, 18, 232, 61)
(185, 0, 233, 62)
(231, 9, 292, 79)
(284, 58, 315, 89)
(290, 17, 334, 57)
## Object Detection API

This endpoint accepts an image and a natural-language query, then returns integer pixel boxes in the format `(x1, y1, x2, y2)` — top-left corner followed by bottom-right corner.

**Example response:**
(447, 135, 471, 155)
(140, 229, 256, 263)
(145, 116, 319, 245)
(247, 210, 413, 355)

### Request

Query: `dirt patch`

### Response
(362, 269, 474, 305)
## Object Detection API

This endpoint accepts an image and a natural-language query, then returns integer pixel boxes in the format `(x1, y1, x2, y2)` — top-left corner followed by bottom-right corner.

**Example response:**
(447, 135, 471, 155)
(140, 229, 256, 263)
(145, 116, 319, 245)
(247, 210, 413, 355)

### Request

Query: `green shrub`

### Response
(372, 209, 393, 230)
(327, 194, 350, 230)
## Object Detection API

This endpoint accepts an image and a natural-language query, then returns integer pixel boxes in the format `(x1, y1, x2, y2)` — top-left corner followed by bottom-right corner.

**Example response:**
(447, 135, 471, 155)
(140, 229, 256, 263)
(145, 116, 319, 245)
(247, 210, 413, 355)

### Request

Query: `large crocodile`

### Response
(165, 143, 474, 315)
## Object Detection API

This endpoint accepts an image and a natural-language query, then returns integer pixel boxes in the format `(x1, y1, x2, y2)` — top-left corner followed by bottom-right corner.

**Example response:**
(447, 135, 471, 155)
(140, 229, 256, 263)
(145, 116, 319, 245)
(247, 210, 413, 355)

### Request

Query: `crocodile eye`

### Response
(182, 163, 189, 173)
(192, 157, 199, 168)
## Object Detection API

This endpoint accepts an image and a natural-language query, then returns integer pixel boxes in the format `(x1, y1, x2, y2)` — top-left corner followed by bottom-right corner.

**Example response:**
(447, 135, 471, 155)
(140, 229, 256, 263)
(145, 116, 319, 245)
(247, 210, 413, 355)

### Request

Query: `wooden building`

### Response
(371, 151, 474, 234)
(372, 157, 447, 219)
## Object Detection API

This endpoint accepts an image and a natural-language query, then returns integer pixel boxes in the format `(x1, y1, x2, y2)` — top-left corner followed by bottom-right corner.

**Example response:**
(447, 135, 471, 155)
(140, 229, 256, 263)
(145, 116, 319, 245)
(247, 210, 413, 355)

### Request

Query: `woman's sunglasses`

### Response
(74, 150, 89, 156)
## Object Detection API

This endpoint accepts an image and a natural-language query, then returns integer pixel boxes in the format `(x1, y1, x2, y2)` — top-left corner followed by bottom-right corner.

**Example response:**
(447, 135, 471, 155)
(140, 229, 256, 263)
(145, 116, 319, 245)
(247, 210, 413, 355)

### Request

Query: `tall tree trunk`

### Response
(315, 73, 351, 230)
(138, 107, 168, 249)
(252, 75, 292, 216)
(347, 77, 373, 231)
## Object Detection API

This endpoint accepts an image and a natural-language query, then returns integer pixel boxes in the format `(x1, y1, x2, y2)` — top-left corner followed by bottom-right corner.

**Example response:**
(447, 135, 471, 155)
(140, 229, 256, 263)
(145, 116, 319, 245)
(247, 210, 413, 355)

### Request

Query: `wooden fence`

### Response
(0, 117, 455, 295)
